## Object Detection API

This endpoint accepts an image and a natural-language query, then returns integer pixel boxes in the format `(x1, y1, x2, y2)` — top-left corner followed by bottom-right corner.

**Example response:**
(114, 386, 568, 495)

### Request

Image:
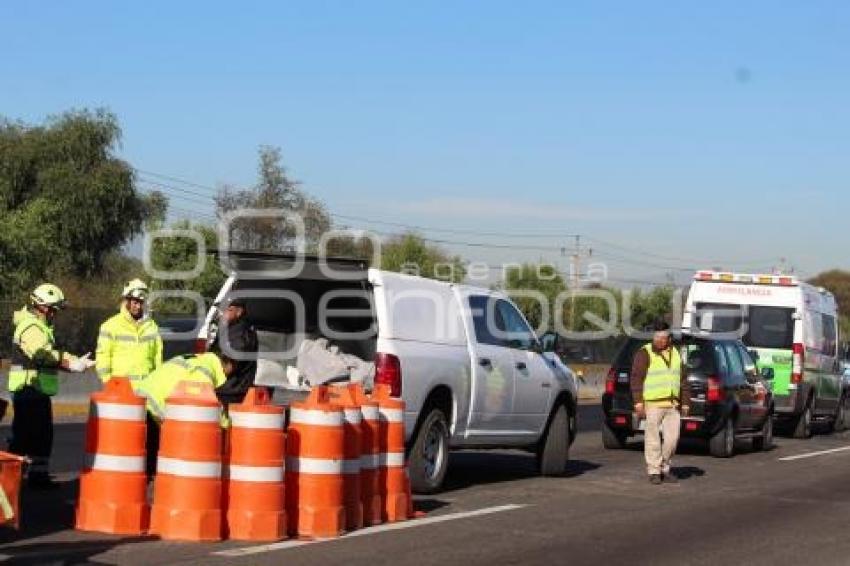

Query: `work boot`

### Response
(663, 471, 679, 483)
(27, 473, 61, 491)
(649, 474, 662, 485)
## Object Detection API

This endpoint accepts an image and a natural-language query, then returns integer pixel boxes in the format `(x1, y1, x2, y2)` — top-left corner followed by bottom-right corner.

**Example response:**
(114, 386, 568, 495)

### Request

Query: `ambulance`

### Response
(683, 271, 843, 439)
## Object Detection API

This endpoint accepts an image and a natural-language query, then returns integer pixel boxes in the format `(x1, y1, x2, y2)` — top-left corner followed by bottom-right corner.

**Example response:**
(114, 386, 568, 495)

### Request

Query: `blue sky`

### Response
(3, 1, 848, 285)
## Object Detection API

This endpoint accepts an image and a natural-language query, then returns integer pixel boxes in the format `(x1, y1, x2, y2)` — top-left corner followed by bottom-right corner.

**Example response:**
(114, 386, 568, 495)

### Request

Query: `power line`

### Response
(134, 166, 782, 273)
(329, 212, 579, 239)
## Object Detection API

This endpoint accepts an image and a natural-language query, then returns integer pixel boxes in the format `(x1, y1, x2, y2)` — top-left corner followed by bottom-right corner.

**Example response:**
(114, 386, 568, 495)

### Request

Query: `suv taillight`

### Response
(375, 352, 402, 397)
(791, 343, 804, 384)
(707, 376, 723, 403)
(194, 338, 208, 354)
(605, 367, 617, 395)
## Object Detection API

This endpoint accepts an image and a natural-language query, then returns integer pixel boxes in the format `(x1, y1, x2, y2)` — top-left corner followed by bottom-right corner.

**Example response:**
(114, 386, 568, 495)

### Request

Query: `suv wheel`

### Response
(602, 421, 627, 450)
(538, 404, 570, 476)
(409, 407, 450, 494)
(709, 416, 735, 458)
(793, 399, 813, 439)
(753, 413, 773, 451)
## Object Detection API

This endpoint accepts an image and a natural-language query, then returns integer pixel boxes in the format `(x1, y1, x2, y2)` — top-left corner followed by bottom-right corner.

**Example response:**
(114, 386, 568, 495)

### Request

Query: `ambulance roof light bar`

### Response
(694, 270, 798, 287)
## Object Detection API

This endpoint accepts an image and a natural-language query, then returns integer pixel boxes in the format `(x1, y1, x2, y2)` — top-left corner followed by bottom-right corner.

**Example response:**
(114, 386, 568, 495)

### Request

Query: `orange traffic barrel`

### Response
(76, 377, 149, 535)
(0, 451, 26, 530)
(330, 384, 364, 531)
(373, 384, 412, 523)
(150, 381, 223, 541)
(349, 384, 382, 527)
(285, 385, 346, 539)
(225, 387, 287, 541)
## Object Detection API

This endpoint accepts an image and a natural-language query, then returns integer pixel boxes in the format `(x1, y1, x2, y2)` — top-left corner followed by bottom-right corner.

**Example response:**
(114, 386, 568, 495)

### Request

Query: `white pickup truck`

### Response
(198, 253, 579, 493)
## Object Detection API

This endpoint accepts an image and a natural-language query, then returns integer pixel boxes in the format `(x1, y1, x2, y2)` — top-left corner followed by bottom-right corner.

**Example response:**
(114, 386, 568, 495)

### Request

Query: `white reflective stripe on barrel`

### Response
(343, 408, 362, 425)
(360, 453, 380, 470)
(378, 407, 404, 422)
(157, 456, 221, 478)
(230, 411, 285, 430)
(94, 402, 146, 422)
(379, 452, 405, 468)
(86, 453, 146, 473)
(285, 456, 343, 475)
(341, 458, 361, 475)
(360, 405, 379, 421)
(229, 464, 285, 483)
(289, 407, 343, 426)
(164, 404, 221, 423)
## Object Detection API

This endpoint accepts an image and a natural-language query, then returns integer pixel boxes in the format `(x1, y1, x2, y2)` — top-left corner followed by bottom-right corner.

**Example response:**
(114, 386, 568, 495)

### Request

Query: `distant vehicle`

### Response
(683, 271, 843, 438)
(199, 252, 579, 493)
(602, 332, 774, 458)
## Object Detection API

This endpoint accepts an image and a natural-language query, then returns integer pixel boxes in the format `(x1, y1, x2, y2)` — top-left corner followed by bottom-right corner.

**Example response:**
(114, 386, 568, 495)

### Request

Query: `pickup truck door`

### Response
(494, 299, 553, 434)
(464, 294, 517, 434)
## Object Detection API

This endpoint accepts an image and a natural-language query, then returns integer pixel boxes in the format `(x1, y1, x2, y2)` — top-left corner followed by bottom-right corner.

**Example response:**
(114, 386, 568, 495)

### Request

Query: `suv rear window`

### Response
(681, 340, 719, 375)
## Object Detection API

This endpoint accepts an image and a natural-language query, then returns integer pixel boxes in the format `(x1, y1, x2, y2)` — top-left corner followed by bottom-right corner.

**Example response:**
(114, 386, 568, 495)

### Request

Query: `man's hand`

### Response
(634, 402, 645, 418)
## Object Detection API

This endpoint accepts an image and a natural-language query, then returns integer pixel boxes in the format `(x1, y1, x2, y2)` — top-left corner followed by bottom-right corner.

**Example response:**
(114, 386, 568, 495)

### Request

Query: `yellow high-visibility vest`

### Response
(133, 353, 226, 422)
(642, 344, 682, 402)
(96, 306, 162, 383)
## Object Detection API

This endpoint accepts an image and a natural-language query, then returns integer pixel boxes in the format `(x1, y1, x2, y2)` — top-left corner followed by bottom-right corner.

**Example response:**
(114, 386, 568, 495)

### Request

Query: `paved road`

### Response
(4, 406, 850, 565)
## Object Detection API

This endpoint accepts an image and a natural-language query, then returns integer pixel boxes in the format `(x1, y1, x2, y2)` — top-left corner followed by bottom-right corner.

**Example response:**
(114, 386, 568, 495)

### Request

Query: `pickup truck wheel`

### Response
(409, 407, 450, 494)
(602, 421, 627, 450)
(793, 399, 813, 439)
(538, 405, 570, 476)
(709, 416, 735, 458)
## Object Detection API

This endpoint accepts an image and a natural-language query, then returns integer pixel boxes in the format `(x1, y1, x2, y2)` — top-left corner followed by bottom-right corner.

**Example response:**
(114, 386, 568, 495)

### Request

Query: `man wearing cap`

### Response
(96, 279, 163, 384)
(208, 295, 259, 405)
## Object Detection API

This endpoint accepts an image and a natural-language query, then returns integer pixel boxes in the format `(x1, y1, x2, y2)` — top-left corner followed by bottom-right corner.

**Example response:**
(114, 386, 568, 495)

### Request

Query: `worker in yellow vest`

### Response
(631, 321, 690, 485)
(95, 279, 162, 384)
(133, 352, 233, 479)
(8, 284, 95, 489)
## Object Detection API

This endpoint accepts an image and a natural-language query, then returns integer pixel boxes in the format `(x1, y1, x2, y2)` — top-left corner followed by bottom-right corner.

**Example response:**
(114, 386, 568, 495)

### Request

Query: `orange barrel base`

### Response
(227, 483, 287, 541)
(76, 473, 149, 535)
(150, 476, 222, 541)
(285, 472, 346, 539)
(380, 467, 411, 523)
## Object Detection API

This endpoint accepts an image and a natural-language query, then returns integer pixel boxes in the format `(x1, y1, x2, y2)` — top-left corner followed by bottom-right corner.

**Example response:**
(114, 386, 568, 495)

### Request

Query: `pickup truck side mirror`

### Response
(760, 367, 775, 380)
(539, 331, 558, 353)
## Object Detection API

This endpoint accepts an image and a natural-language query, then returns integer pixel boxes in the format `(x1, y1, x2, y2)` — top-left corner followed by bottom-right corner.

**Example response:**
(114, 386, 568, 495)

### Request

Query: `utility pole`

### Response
(568, 235, 593, 331)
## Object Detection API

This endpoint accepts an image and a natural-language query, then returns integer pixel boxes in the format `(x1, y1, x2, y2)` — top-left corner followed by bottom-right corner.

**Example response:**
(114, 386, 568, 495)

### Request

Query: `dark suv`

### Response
(601, 332, 774, 457)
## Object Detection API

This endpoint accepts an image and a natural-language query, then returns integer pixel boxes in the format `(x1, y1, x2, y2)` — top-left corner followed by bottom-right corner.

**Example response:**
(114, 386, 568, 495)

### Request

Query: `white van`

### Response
(198, 252, 579, 493)
(683, 271, 843, 438)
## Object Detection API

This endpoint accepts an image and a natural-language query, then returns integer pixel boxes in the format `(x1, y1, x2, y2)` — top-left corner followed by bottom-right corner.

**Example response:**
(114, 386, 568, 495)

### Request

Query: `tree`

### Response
(380, 233, 466, 283)
(624, 285, 679, 331)
(147, 220, 226, 314)
(0, 109, 162, 299)
(502, 264, 567, 331)
(215, 146, 331, 252)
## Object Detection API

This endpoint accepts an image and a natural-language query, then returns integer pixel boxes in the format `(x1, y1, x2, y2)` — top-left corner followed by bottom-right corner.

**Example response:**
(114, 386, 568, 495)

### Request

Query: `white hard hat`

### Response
(122, 278, 149, 300)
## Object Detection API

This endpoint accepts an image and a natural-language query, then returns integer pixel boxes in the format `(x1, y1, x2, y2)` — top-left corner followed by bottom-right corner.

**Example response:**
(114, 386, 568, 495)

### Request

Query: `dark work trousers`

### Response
(8, 386, 53, 478)
(145, 414, 161, 480)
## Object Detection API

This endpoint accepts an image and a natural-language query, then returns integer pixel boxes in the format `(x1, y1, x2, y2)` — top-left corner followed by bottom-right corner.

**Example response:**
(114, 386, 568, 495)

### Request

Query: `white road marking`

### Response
(778, 445, 850, 462)
(213, 503, 528, 558)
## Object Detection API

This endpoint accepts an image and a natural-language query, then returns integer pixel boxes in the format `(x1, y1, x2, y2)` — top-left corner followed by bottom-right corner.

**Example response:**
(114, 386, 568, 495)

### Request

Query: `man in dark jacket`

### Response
(209, 296, 259, 405)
